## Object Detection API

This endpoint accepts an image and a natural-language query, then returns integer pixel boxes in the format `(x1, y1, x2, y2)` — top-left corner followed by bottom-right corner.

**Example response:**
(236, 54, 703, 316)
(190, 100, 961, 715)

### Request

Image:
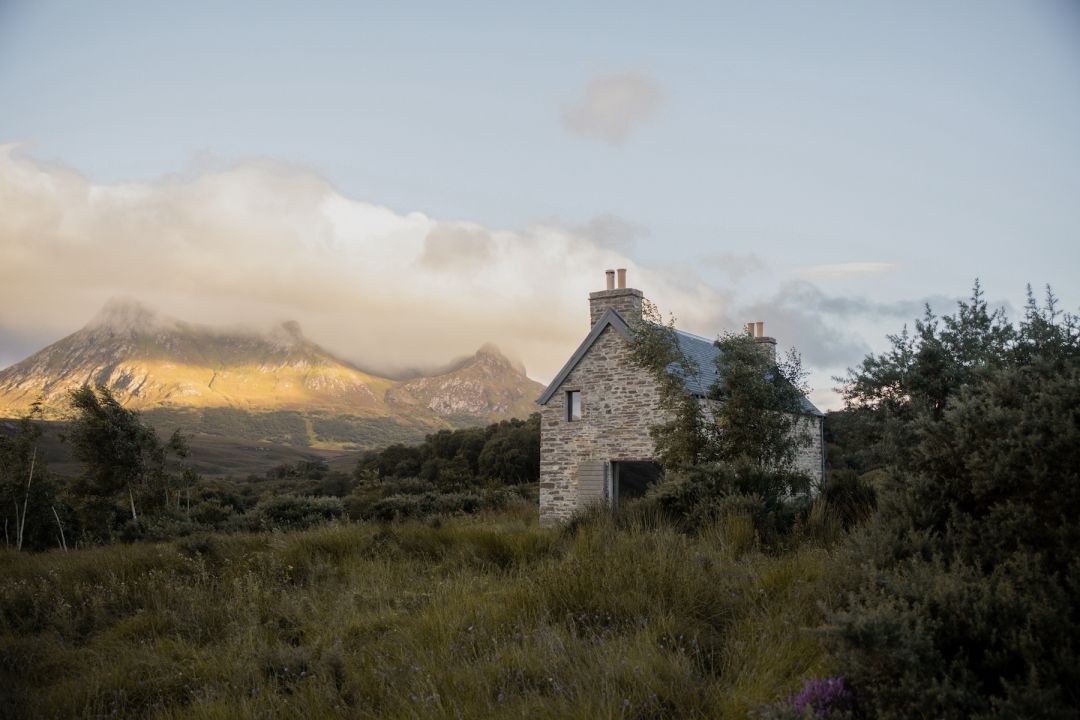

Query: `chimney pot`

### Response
(605, 269, 615, 290)
(756, 321, 764, 338)
(616, 268, 627, 289)
(745, 322, 755, 336)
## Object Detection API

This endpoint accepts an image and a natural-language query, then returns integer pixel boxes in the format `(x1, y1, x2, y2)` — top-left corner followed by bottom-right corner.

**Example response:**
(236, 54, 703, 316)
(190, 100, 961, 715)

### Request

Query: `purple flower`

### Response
(788, 677, 851, 718)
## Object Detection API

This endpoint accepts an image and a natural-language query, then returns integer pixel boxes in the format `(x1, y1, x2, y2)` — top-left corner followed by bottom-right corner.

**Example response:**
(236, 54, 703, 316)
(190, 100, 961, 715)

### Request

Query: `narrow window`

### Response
(566, 390, 581, 421)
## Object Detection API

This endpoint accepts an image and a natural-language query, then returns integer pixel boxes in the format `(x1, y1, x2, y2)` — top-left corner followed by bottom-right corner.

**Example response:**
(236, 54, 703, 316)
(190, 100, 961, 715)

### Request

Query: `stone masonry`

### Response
(588, 287, 643, 328)
(539, 324, 666, 525)
(793, 416, 824, 481)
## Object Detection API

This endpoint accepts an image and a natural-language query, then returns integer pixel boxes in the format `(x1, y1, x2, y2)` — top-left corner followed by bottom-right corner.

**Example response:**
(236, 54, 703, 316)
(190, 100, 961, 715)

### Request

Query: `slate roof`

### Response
(537, 309, 823, 417)
(669, 329, 823, 417)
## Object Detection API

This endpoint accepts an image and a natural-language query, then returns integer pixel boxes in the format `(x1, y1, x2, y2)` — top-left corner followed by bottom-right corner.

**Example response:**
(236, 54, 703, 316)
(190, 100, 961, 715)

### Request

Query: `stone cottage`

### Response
(536, 269, 824, 525)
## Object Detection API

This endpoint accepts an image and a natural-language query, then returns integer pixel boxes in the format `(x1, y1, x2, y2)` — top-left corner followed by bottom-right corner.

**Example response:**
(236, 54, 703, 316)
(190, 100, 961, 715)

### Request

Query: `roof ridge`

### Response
(673, 328, 718, 344)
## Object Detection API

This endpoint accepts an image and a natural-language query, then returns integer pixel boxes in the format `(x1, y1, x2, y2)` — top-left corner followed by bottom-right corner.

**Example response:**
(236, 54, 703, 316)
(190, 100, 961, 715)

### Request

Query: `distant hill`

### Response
(0, 298, 544, 453)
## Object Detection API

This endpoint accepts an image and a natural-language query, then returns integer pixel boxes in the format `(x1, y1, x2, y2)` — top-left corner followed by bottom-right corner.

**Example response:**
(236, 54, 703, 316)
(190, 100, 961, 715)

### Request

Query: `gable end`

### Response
(536, 308, 633, 405)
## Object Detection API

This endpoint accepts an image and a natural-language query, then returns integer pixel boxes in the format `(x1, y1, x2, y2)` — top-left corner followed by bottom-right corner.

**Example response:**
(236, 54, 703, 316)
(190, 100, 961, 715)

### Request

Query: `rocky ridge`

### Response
(0, 299, 543, 430)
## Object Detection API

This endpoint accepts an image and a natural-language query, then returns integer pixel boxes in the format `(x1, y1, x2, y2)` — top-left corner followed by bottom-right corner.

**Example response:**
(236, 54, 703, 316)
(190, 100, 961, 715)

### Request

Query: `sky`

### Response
(1, 1, 1078, 409)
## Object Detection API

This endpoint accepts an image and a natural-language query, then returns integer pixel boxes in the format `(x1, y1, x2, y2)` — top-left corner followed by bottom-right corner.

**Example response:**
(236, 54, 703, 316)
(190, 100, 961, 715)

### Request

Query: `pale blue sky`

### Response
(1, 1, 1079, 404)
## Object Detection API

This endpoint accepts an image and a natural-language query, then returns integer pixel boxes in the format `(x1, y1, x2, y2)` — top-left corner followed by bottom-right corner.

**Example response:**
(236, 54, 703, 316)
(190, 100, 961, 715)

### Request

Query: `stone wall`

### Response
(539, 325, 666, 525)
(793, 415, 824, 485)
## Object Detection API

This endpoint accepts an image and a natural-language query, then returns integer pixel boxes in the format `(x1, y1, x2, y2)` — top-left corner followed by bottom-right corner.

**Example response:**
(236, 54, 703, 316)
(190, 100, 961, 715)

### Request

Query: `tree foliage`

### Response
(354, 413, 540, 489)
(66, 385, 191, 540)
(628, 301, 712, 470)
(0, 409, 67, 551)
(627, 302, 816, 532)
(829, 284, 1080, 717)
(630, 301, 813, 475)
(709, 331, 812, 471)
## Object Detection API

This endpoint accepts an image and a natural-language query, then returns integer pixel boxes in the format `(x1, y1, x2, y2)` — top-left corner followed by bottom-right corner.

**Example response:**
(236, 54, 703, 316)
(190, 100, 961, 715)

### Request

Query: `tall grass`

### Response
(1, 505, 852, 718)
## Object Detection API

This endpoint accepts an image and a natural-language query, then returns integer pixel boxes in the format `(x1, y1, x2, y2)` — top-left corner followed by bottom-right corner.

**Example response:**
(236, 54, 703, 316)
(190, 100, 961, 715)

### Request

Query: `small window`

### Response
(566, 390, 582, 421)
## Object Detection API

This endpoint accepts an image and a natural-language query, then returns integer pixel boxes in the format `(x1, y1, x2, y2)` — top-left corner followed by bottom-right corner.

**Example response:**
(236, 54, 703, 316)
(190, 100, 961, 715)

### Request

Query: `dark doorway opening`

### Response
(612, 461, 663, 503)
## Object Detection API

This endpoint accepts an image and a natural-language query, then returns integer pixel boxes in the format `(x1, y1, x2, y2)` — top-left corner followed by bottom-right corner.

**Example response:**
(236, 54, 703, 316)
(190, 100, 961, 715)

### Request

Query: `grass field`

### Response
(0, 506, 850, 719)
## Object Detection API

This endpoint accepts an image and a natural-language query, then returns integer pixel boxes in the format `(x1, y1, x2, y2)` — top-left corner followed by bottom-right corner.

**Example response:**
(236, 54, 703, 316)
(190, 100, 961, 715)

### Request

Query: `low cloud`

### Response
(699, 252, 767, 282)
(561, 71, 665, 146)
(0, 146, 728, 382)
(575, 213, 649, 254)
(734, 281, 959, 371)
(799, 261, 898, 278)
(419, 224, 495, 271)
(767, 281, 938, 321)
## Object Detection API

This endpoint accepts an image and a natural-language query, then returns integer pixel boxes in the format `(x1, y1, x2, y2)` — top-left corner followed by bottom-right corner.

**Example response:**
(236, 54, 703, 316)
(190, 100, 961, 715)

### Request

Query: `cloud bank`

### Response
(561, 71, 665, 146)
(0, 147, 953, 409)
(0, 147, 730, 382)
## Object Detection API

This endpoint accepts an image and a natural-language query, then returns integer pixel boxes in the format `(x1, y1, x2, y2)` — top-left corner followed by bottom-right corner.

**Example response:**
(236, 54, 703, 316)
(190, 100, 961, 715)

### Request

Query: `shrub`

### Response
(363, 493, 435, 521)
(820, 470, 876, 529)
(379, 477, 437, 496)
(248, 495, 344, 531)
(641, 461, 811, 546)
(189, 498, 236, 526)
(829, 286, 1080, 717)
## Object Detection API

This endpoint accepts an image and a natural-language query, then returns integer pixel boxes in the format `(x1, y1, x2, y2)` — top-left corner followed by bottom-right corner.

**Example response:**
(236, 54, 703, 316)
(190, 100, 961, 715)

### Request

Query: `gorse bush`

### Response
(828, 284, 1080, 718)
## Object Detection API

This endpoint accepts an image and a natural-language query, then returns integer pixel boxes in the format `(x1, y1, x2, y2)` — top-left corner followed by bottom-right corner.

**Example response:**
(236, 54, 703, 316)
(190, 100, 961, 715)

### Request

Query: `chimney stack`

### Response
(751, 320, 777, 362)
(589, 269, 644, 327)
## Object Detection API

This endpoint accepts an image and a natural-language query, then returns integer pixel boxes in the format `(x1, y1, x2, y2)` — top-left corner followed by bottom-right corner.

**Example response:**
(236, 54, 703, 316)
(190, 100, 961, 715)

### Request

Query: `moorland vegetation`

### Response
(1, 283, 1077, 718)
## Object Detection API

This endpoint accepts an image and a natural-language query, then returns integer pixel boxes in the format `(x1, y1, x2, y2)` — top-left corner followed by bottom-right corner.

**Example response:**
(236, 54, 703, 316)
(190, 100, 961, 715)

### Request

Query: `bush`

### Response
(820, 470, 876, 529)
(248, 495, 345, 531)
(189, 498, 236, 526)
(829, 286, 1080, 717)
(363, 493, 438, 521)
(354, 414, 540, 488)
(641, 461, 812, 546)
(379, 477, 437, 496)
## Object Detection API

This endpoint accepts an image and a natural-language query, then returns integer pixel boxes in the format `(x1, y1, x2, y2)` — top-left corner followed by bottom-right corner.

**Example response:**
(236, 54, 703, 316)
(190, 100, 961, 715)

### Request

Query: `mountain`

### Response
(387, 343, 539, 418)
(0, 299, 544, 450)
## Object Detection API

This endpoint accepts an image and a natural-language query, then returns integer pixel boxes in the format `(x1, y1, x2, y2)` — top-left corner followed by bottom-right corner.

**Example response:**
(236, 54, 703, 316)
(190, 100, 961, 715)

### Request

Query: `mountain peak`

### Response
(475, 342, 506, 360)
(269, 320, 306, 348)
(87, 297, 163, 333)
(471, 343, 527, 376)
